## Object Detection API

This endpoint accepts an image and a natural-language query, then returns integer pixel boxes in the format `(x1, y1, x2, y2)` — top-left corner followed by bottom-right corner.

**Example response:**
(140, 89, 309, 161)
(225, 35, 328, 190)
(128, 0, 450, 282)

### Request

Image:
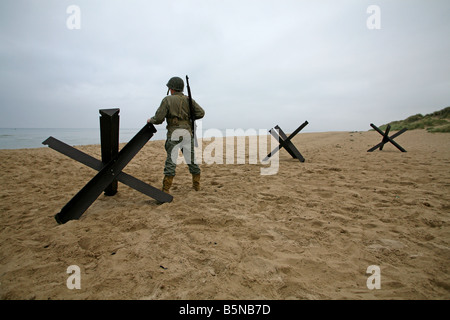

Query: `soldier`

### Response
(147, 76, 205, 193)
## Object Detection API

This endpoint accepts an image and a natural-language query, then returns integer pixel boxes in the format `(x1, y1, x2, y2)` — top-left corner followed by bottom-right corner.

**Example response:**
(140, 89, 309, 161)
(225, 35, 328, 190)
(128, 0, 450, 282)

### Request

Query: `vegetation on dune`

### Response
(378, 106, 450, 133)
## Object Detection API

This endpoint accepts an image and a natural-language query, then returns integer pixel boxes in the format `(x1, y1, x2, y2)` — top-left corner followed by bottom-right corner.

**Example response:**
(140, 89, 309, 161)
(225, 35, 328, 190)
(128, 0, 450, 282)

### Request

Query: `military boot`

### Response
(162, 175, 174, 193)
(192, 174, 201, 191)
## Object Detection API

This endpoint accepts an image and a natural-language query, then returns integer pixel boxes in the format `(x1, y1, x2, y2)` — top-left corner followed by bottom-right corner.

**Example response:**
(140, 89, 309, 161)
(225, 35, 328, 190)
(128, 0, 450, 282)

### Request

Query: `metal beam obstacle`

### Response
(264, 121, 309, 162)
(42, 109, 172, 224)
(367, 123, 407, 152)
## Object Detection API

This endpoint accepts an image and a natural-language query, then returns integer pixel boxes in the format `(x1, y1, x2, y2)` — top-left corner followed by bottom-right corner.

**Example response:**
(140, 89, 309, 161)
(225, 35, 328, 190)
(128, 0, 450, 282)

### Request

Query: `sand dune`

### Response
(0, 129, 449, 299)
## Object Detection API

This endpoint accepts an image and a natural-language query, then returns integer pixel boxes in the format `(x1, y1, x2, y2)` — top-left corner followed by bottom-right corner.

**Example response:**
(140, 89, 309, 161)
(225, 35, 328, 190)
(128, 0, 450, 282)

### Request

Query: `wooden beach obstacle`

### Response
(42, 108, 173, 224)
(264, 121, 308, 162)
(367, 123, 407, 152)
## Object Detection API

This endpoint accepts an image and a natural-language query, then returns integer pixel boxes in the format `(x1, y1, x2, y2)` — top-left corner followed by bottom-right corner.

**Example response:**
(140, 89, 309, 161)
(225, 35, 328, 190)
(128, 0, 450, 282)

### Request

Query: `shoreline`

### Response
(0, 126, 392, 151)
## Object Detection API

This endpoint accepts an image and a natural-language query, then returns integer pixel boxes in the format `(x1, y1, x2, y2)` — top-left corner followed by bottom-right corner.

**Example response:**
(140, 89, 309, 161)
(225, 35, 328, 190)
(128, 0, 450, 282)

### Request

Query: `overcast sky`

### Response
(1, 0, 449, 133)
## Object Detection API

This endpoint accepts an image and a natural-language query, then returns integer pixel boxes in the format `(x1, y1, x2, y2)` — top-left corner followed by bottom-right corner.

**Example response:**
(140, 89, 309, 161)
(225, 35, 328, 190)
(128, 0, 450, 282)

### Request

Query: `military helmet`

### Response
(166, 76, 184, 92)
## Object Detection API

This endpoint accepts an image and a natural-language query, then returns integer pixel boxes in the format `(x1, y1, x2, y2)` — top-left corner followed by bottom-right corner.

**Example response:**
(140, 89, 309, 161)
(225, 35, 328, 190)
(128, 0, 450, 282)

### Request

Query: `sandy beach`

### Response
(0, 129, 449, 300)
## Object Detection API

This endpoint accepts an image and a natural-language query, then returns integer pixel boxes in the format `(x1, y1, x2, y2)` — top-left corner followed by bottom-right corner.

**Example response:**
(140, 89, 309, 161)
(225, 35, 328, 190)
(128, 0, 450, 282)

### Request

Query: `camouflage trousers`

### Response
(163, 135, 201, 176)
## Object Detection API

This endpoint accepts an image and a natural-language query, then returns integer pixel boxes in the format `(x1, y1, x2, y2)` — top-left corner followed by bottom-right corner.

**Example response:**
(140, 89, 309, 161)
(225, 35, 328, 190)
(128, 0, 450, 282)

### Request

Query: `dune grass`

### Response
(378, 106, 450, 132)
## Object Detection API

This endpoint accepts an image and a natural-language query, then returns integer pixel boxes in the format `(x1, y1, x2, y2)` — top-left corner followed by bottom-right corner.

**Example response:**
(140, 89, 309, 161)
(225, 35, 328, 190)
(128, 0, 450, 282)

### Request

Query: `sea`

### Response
(0, 128, 168, 150)
(0, 127, 244, 150)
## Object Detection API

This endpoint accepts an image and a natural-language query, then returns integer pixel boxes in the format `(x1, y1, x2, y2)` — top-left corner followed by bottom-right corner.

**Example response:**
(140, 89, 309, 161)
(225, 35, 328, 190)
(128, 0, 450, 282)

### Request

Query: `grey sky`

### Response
(0, 0, 449, 133)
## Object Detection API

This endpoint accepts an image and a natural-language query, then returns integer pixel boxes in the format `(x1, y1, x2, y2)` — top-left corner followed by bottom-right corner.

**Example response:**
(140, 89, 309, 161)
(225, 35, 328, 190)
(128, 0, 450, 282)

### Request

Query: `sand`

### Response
(0, 129, 449, 300)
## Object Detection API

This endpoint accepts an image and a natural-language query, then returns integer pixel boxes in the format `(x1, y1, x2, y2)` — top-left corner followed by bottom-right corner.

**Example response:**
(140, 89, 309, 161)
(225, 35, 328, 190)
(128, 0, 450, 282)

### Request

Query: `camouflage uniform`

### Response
(148, 77, 205, 192)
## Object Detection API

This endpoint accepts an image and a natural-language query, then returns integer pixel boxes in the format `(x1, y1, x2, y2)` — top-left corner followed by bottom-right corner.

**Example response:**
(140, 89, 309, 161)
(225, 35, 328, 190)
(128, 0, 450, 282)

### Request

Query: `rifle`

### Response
(185, 75, 198, 147)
